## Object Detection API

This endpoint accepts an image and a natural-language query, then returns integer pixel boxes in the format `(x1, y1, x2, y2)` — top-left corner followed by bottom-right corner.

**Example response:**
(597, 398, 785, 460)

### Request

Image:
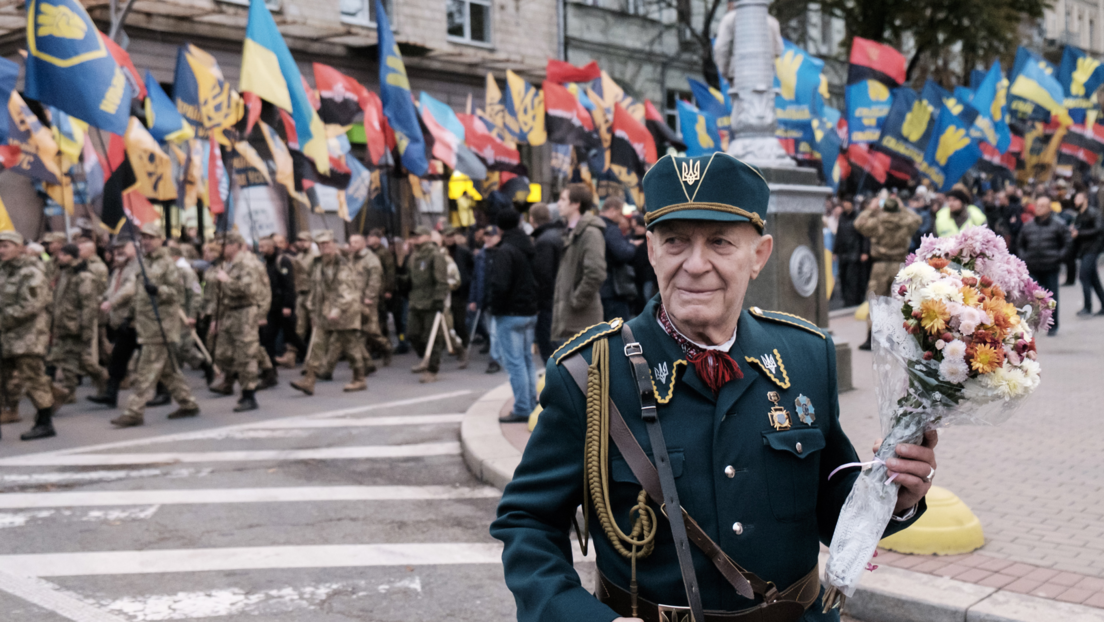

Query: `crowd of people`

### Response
(0, 182, 663, 441)
(826, 178, 1104, 346)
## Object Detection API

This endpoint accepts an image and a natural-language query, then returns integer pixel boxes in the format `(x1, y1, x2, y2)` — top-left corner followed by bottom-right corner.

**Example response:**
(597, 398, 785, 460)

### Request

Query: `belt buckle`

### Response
(657, 603, 694, 622)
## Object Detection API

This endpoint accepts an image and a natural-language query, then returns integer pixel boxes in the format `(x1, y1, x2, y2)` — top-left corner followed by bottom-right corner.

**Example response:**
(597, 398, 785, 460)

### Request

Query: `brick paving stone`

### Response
(1001, 562, 1039, 578)
(911, 559, 952, 574)
(935, 563, 976, 579)
(953, 568, 995, 583)
(977, 574, 1017, 589)
(1083, 593, 1104, 609)
(1050, 571, 1087, 587)
(1055, 587, 1095, 604)
(1033, 582, 1074, 599)
(1076, 576, 1104, 591)
(1003, 577, 1044, 594)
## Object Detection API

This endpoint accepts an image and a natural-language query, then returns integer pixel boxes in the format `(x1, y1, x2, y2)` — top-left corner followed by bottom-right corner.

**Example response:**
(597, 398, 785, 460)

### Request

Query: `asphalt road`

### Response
(0, 346, 544, 622)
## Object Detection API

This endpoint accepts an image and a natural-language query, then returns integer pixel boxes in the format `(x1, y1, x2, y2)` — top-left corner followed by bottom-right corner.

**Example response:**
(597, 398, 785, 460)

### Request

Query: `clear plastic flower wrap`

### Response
(823, 228, 1053, 608)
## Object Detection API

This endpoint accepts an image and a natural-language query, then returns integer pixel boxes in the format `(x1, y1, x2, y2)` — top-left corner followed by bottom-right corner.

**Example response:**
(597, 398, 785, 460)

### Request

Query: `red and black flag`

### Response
(846, 143, 890, 184)
(543, 80, 600, 150)
(314, 63, 368, 127)
(1059, 122, 1104, 167)
(609, 102, 656, 187)
(546, 59, 602, 84)
(645, 100, 685, 152)
(847, 37, 907, 87)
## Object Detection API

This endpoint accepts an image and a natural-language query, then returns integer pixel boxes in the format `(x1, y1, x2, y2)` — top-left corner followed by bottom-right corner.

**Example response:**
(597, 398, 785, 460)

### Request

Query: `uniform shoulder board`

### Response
(553, 318, 625, 364)
(748, 307, 826, 339)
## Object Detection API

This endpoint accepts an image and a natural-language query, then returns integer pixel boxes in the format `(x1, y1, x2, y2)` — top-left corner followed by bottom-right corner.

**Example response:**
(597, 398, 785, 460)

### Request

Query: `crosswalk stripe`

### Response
(0, 570, 129, 622)
(239, 413, 465, 428)
(1, 390, 473, 462)
(0, 485, 500, 508)
(0, 542, 593, 578)
(0, 442, 461, 467)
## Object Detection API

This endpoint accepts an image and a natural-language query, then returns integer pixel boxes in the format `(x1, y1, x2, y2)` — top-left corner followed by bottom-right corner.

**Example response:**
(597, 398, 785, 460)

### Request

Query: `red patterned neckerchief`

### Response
(656, 304, 742, 396)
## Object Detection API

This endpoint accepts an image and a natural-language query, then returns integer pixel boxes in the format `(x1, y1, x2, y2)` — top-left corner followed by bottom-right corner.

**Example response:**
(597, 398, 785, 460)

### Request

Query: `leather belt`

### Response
(596, 566, 819, 622)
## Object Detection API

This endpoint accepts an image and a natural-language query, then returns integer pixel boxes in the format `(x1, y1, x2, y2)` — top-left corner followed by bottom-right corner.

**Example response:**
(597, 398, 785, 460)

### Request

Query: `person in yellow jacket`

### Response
(935, 186, 987, 237)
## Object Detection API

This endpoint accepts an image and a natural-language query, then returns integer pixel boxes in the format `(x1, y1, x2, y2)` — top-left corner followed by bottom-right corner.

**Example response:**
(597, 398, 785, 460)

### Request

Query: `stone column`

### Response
(725, 0, 793, 167)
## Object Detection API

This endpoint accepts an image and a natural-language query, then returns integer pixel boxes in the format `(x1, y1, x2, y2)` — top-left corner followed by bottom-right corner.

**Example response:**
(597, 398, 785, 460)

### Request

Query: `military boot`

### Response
(201, 362, 216, 386)
(411, 361, 429, 373)
(343, 369, 367, 392)
(457, 346, 469, 370)
(274, 348, 297, 368)
(258, 368, 278, 390)
(146, 383, 172, 407)
(87, 378, 120, 407)
(382, 348, 393, 367)
(1, 406, 22, 424)
(233, 390, 259, 412)
(419, 371, 438, 384)
(20, 408, 56, 441)
(290, 372, 316, 396)
(110, 412, 144, 428)
(167, 406, 200, 419)
(209, 375, 235, 395)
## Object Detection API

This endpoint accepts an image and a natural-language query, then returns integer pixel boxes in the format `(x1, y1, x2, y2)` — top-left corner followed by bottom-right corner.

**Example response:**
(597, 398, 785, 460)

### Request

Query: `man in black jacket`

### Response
(444, 227, 474, 348)
(833, 199, 867, 307)
(1017, 196, 1073, 336)
(258, 236, 300, 386)
(529, 203, 563, 364)
(597, 196, 639, 321)
(487, 209, 539, 423)
(1072, 192, 1104, 315)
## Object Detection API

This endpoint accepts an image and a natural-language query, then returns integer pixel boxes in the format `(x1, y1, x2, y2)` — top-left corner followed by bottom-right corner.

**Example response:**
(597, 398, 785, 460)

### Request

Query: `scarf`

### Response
(656, 304, 742, 396)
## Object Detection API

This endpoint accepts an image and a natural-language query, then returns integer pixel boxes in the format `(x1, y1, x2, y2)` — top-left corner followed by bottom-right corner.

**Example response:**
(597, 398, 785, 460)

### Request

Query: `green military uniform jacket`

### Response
(52, 261, 99, 340)
(309, 255, 361, 332)
(854, 207, 922, 263)
(407, 242, 448, 311)
(132, 247, 183, 345)
(0, 255, 51, 357)
(492, 296, 924, 621)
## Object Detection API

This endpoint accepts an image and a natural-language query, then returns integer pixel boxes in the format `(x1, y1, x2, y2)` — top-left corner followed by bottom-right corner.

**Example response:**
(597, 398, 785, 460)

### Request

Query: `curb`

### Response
(460, 385, 1104, 622)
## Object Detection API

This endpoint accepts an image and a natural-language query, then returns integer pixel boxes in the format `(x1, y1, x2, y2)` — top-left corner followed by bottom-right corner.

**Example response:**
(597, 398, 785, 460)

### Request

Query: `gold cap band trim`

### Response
(644, 202, 765, 231)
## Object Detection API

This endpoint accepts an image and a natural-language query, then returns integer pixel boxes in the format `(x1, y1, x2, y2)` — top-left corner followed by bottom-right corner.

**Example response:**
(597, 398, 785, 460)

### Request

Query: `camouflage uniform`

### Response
(86, 254, 110, 299)
(406, 242, 449, 375)
(218, 249, 266, 393)
(175, 257, 208, 369)
(293, 245, 317, 342)
(0, 254, 55, 418)
(204, 257, 235, 378)
(854, 201, 923, 297)
(291, 251, 364, 394)
(116, 246, 197, 425)
(323, 248, 388, 375)
(48, 260, 108, 401)
(373, 242, 396, 340)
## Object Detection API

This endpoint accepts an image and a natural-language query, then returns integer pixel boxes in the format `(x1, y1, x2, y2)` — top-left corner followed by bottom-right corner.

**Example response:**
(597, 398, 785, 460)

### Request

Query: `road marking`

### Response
(0, 506, 161, 528)
(253, 413, 465, 428)
(0, 485, 500, 508)
(0, 442, 462, 467)
(0, 542, 593, 577)
(0, 570, 129, 622)
(0, 390, 472, 464)
(1, 468, 212, 486)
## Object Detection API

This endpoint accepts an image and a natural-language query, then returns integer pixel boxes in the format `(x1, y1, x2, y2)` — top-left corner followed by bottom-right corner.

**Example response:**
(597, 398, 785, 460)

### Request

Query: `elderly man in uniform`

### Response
(48, 244, 109, 405)
(290, 230, 367, 395)
(492, 154, 938, 622)
(0, 231, 57, 440)
(110, 223, 200, 428)
(209, 232, 265, 412)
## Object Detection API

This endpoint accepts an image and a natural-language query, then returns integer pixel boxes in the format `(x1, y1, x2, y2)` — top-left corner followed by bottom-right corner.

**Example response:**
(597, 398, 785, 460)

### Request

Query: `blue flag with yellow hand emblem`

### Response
(874, 87, 932, 166)
(923, 80, 979, 127)
(375, 0, 427, 176)
(24, 0, 131, 136)
(969, 61, 1012, 153)
(1058, 46, 1104, 125)
(846, 79, 893, 144)
(918, 106, 982, 192)
(1009, 47, 1070, 124)
(688, 78, 731, 130)
(676, 100, 720, 157)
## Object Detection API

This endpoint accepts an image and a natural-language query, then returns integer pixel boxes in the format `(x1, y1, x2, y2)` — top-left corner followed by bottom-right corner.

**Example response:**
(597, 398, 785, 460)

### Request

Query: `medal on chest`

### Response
(767, 391, 792, 430)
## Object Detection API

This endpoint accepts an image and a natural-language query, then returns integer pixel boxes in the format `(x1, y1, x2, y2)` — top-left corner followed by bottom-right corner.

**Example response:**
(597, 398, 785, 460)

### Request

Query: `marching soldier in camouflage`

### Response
(111, 222, 199, 428)
(48, 244, 108, 405)
(168, 245, 211, 381)
(0, 231, 57, 441)
(368, 229, 396, 356)
(317, 235, 385, 380)
(405, 227, 449, 383)
(290, 231, 317, 361)
(209, 232, 265, 412)
(87, 239, 140, 408)
(78, 238, 109, 298)
(291, 230, 366, 395)
(40, 232, 66, 286)
(854, 197, 922, 350)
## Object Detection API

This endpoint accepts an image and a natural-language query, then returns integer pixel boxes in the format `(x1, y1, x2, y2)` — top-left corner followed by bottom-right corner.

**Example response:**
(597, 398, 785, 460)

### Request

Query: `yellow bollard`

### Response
(527, 374, 545, 432)
(879, 486, 985, 555)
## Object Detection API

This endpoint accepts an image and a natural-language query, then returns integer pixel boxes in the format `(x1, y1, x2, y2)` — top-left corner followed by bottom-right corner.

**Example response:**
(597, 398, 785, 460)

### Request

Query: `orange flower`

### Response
(982, 297, 1016, 331)
(968, 343, 1004, 374)
(960, 286, 980, 307)
(920, 299, 951, 335)
(928, 258, 950, 270)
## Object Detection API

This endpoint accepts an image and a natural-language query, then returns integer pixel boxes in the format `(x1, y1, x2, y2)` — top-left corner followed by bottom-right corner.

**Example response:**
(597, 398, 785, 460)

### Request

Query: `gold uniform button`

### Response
(796, 442, 803, 454)
(724, 466, 736, 478)
(732, 522, 744, 535)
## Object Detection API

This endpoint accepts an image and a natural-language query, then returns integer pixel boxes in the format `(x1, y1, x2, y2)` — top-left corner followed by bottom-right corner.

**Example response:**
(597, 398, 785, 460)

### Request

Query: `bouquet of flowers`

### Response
(823, 226, 1055, 607)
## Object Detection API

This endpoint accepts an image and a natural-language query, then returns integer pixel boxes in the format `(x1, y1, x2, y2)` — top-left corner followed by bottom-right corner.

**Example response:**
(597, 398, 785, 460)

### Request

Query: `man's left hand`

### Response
(216, 269, 230, 283)
(881, 429, 938, 514)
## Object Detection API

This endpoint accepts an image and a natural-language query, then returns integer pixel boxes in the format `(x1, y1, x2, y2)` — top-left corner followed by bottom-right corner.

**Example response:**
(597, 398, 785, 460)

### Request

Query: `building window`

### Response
(665, 89, 692, 133)
(448, 0, 492, 46)
(219, 0, 280, 9)
(341, 0, 389, 26)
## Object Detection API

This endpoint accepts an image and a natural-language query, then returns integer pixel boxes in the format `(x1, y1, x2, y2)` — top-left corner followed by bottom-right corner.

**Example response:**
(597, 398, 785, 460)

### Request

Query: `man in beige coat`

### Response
(550, 184, 607, 342)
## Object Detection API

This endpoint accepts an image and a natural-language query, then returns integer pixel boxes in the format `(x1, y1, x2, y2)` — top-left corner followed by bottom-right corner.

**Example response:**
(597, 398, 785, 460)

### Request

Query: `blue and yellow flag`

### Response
(345, 154, 372, 222)
(875, 87, 931, 166)
(922, 80, 979, 127)
(240, 0, 328, 173)
(919, 106, 982, 192)
(969, 61, 1011, 153)
(0, 58, 18, 143)
(24, 0, 131, 136)
(49, 106, 86, 162)
(504, 70, 547, 146)
(145, 70, 193, 144)
(7, 91, 61, 184)
(811, 115, 842, 191)
(689, 78, 731, 130)
(1009, 47, 1069, 124)
(774, 39, 824, 153)
(676, 100, 720, 156)
(846, 79, 893, 144)
(174, 44, 235, 134)
(1058, 46, 1104, 125)
(375, 0, 427, 176)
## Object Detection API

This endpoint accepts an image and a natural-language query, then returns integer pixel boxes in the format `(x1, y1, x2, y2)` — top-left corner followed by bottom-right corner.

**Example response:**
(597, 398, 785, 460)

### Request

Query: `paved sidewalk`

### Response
(467, 283, 1104, 620)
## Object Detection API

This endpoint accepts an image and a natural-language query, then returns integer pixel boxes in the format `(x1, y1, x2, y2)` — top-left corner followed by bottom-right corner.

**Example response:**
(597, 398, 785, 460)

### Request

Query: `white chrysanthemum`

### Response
(943, 339, 967, 361)
(938, 357, 970, 384)
(896, 263, 939, 288)
(984, 365, 1028, 400)
(920, 280, 964, 303)
(1020, 358, 1041, 385)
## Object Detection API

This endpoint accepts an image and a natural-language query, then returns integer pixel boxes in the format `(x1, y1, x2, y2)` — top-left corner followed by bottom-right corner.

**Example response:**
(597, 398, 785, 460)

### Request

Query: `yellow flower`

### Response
(960, 286, 980, 307)
(968, 343, 1004, 374)
(920, 299, 951, 335)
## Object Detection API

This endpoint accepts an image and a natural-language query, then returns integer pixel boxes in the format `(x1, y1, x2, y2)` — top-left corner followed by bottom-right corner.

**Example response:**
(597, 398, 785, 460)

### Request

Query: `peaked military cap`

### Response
(0, 230, 24, 245)
(641, 153, 769, 232)
(138, 222, 164, 238)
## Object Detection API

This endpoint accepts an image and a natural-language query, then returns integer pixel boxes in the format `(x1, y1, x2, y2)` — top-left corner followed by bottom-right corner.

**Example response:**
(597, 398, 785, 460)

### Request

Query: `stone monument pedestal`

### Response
(742, 166, 853, 391)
